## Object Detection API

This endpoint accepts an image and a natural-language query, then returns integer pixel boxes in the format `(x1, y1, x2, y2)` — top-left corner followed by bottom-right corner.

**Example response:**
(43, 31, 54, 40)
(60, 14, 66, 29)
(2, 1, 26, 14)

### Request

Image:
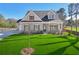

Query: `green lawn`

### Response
(64, 26, 79, 32)
(0, 34, 79, 55)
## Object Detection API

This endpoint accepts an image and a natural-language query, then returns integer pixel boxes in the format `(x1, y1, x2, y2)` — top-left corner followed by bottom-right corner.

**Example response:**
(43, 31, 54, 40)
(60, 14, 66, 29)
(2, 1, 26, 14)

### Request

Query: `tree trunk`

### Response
(70, 15, 73, 35)
(75, 13, 77, 35)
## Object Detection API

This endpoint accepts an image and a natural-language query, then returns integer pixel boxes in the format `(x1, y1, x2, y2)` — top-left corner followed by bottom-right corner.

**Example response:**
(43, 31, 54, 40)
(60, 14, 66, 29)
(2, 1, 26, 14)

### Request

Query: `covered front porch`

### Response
(19, 21, 63, 34)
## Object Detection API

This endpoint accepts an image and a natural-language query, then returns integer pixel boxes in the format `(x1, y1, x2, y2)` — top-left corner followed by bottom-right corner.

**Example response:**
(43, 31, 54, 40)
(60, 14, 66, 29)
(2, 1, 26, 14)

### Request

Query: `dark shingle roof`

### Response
(17, 10, 57, 22)
(33, 11, 49, 19)
(17, 19, 22, 23)
(33, 11, 56, 21)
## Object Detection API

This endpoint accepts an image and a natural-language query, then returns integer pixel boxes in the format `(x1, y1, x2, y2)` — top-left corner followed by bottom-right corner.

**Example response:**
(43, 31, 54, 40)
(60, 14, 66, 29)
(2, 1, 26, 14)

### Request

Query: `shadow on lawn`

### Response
(0, 38, 27, 43)
(48, 36, 79, 55)
(37, 36, 79, 55)
(73, 45, 79, 51)
(37, 36, 77, 46)
(37, 41, 71, 46)
(47, 44, 72, 55)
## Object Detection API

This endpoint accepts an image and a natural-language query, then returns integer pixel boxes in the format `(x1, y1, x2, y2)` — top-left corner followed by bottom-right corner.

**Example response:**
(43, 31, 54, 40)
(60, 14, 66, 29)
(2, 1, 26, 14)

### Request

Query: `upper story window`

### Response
(48, 15, 54, 19)
(29, 16, 34, 21)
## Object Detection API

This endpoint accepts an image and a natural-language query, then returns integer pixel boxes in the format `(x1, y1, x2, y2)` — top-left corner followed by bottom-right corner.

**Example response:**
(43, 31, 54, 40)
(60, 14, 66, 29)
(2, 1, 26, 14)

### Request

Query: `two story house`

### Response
(17, 10, 64, 34)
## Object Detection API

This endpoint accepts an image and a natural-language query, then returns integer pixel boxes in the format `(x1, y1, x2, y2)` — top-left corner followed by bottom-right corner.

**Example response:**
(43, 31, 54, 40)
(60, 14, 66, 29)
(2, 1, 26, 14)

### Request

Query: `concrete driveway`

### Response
(0, 30, 21, 38)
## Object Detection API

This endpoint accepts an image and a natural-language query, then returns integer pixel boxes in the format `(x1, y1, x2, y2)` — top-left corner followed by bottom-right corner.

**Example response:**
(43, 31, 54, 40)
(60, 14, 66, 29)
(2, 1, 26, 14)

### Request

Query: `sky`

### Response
(0, 3, 69, 20)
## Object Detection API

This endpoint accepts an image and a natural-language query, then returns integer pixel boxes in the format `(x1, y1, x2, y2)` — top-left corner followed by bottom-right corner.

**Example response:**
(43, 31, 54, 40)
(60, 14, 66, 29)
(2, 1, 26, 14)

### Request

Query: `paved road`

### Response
(0, 30, 21, 38)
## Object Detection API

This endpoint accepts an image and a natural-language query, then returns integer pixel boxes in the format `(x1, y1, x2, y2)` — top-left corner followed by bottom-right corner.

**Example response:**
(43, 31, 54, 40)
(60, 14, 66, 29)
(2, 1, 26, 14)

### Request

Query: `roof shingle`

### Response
(33, 11, 49, 19)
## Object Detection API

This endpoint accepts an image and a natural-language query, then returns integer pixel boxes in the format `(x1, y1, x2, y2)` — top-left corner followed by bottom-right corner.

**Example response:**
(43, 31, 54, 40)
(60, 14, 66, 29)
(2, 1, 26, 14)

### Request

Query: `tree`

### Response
(0, 14, 6, 27)
(75, 19, 79, 24)
(74, 3, 79, 35)
(68, 3, 79, 36)
(67, 19, 74, 26)
(68, 4, 74, 35)
(6, 18, 17, 28)
(57, 8, 66, 21)
(0, 14, 5, 22)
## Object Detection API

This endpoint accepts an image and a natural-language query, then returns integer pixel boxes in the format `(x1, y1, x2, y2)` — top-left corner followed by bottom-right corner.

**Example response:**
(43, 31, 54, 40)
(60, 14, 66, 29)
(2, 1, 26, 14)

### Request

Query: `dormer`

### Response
(47, 10, 56, 20)
(48, 14, 54, 19)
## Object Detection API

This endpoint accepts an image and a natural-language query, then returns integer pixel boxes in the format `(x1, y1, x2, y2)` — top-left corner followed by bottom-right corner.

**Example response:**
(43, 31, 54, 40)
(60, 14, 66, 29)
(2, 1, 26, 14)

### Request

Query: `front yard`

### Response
(0, 34, 79, 55)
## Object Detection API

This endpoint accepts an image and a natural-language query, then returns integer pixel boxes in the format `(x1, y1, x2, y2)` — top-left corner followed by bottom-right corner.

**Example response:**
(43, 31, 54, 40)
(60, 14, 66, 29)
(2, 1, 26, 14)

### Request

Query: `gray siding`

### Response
(18, 10, 64, 34)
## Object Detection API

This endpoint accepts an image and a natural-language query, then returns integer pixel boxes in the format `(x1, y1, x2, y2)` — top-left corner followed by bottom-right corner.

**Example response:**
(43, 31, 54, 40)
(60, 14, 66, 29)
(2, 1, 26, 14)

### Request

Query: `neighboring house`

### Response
(17, 10, 64, 34)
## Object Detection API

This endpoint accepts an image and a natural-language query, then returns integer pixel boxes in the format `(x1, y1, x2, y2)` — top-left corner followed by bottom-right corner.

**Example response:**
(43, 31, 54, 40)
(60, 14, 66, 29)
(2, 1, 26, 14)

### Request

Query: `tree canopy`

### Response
(57, 8, 66, 20)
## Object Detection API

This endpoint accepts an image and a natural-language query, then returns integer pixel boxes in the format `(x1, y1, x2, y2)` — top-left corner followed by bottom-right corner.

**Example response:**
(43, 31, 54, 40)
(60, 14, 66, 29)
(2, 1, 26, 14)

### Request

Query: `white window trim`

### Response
(48, 15, 54, 19)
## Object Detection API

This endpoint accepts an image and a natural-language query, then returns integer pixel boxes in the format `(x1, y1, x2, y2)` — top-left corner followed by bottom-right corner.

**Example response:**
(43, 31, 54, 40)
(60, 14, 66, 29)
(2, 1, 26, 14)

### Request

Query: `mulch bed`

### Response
(20, 48, 34, 55)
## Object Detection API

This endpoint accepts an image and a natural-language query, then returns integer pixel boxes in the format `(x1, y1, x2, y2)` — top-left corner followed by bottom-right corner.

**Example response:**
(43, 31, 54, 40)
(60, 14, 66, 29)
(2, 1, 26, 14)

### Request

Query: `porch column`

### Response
(58, 24, 61, 34)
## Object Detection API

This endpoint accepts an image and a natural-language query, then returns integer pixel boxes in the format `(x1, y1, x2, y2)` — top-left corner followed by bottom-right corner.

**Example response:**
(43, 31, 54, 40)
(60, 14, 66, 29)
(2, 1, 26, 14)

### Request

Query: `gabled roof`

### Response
(17, 10, 60, 22)
(33, 11, 49, 19)
(33, 10, 57, 21)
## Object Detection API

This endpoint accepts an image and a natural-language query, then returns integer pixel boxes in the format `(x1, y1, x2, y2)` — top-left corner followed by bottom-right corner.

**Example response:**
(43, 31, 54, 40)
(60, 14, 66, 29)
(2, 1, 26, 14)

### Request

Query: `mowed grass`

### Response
(0, 34, 79, 55)
(64, 26, 79, 32)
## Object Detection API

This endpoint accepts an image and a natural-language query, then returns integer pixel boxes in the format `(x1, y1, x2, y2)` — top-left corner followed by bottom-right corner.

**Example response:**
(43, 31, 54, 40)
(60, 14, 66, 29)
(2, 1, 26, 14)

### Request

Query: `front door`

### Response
(43, 24, 47, 33)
